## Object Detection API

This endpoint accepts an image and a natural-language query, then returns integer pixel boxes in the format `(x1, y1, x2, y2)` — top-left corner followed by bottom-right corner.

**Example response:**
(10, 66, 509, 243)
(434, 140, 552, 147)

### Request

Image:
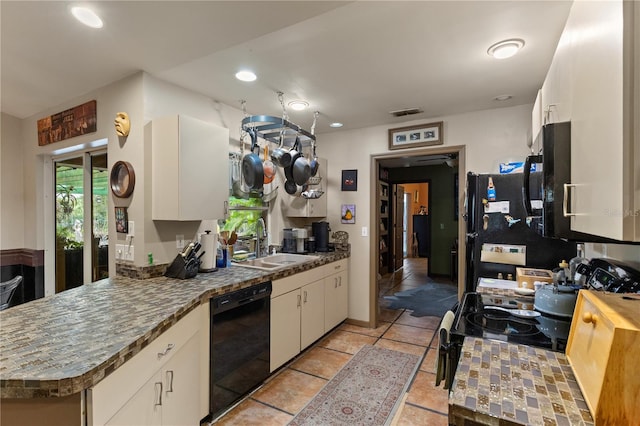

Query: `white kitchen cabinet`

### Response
(270, 259, 349, 371)
(282, 158, 327, 218)
(563, 0, 639, 241)
(270, 289, 302, 372)
(88, 304, 208, 426)
(105, 333, 200, 426)
(324, 260, 349, 332)
(539, 24, 574, 127)
(152, 115, 229, 221)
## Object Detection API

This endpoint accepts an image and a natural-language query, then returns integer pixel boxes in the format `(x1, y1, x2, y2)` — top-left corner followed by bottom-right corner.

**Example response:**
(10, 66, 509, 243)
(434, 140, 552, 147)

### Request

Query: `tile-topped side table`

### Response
(448, 337, 594, 426)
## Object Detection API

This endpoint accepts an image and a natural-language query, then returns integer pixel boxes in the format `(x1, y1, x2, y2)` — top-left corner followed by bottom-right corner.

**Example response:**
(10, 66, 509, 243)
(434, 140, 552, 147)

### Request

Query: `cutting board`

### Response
(477, 277, 519, 290)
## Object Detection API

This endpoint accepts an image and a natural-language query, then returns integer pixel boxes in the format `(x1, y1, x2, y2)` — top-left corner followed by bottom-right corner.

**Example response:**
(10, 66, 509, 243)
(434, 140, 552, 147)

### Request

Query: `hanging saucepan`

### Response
(263, 145, 276, 184)
(292, 138, 311, 186)
(242, 128, 264, 190)
(271, 132, 292, 168)
(285, 180, 308, 196)
(309, 140, 319, 177)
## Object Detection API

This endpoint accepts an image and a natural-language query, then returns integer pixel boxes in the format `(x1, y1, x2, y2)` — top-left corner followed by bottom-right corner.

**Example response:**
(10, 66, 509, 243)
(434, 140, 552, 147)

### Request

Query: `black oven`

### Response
(209, 281, 271, 420)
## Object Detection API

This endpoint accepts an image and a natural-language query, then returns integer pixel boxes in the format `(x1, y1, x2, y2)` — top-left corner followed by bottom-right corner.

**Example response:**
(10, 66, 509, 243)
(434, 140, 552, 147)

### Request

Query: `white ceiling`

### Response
(1, 1, 572, 135)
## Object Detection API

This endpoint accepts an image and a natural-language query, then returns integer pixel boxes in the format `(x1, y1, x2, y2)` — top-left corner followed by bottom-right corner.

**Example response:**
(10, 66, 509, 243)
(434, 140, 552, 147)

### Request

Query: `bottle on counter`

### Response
(570, 243, 587, 285)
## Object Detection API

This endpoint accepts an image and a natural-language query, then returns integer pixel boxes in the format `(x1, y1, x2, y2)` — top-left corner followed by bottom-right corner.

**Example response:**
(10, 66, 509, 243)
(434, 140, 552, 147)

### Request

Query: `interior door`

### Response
(393, 184, 405, 270)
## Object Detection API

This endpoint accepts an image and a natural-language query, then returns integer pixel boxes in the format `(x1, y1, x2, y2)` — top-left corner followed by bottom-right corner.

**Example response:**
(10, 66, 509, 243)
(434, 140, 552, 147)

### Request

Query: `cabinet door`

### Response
(324, 270, 348, 332)
(270, 290, 301, 372)
(568, 0, 629, 240)
(300, 279, 325, 349)
(105, 372, 162, 426)
(540, 25, 574, 127)
(161, 332, 201, 426)
(152, 115, 229, 221)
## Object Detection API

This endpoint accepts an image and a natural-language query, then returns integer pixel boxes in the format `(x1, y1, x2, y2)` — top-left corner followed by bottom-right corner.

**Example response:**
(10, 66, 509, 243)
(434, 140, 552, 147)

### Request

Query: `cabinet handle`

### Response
(303, 290, 308, 303)
(582, 312, 598, 325)
(154, 382, 163, 406)
(335, 265, 340, 270)
(338, 276, 342, 287)
(157, 343, 175, 359)
(334, 277, 338, 288)
(166, 370, 174, 393)
(563, 184, 585, 217)
(297, 294, 301, 308)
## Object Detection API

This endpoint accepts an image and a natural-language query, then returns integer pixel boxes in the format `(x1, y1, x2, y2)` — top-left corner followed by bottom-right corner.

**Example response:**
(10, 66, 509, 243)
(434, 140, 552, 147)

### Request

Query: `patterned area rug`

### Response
(288, 345, 420, 426)
(383, 282, 458, 317)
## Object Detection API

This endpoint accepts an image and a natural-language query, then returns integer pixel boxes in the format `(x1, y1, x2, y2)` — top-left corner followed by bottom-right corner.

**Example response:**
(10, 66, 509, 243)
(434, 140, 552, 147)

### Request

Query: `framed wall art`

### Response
(115, 207, 128, 233)
(341, 169, 358, 191)
(341, 204, 356, 224)
(388, 121, 443, 150)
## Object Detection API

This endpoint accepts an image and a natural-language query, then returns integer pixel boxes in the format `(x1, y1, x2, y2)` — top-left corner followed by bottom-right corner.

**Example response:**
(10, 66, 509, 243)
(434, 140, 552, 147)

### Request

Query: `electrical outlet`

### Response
(116, 244, 124, 260)
(176, 234, 184, 251)
(440, 223, 445, 230)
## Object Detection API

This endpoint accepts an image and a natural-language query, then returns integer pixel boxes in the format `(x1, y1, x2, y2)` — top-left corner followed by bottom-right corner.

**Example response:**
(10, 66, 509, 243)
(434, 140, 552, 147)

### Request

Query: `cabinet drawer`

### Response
(272, 267, 326, 298)
(566, 295, 614, 412)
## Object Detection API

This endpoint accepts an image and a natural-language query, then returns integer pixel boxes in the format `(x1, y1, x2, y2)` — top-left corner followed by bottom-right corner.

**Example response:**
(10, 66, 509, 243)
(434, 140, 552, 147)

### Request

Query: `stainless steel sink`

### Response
(233, 253, 319, 271)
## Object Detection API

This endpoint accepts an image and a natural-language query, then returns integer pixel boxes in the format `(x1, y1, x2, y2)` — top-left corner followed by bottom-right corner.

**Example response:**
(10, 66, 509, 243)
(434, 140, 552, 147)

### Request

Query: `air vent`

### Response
(389, 108, 424, 117)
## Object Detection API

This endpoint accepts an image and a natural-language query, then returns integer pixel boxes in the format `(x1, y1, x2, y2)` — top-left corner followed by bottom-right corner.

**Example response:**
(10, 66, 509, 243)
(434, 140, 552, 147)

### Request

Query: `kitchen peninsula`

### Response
(0, 251, 349, 425)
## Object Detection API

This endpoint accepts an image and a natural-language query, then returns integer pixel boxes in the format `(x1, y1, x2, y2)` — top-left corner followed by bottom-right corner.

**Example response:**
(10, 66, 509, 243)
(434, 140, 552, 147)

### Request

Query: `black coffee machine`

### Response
(312, 221, 331, 252)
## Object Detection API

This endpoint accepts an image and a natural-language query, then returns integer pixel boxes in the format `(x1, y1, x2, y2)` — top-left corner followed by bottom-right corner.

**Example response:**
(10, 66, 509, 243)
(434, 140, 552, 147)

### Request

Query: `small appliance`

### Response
(312, 221, 330, 252)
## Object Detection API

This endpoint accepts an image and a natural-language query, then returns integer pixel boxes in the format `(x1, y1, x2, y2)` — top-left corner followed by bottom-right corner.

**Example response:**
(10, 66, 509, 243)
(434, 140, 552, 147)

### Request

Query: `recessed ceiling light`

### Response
(487, 39, 524, 59)
(288, 100, 309, 111)
(493, 95, 513, 101)
(235, 70, 257, 82)
(330, 122, 344, 128)
(71, 6, 103, 28)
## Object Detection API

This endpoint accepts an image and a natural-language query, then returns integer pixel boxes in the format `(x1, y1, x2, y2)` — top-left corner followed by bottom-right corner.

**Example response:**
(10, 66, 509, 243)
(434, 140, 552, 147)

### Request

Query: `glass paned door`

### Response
(54, 152, 108, 293)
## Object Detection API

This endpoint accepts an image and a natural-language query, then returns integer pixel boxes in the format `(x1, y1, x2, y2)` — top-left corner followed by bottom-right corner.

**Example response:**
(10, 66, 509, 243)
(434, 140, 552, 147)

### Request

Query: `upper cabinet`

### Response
(536, 0, 639, 241)
(152, 115, 229, 221)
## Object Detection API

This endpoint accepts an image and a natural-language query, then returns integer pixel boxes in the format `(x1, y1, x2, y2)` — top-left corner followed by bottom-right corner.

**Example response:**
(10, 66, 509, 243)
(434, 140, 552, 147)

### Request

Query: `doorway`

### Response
(371, 146, 465, 328)
(54, 151, 108, 293)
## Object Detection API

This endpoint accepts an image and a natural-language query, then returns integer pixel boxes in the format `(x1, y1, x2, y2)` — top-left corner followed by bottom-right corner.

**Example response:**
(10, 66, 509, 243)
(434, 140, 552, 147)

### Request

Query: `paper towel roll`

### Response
(199, 231, 218, 271)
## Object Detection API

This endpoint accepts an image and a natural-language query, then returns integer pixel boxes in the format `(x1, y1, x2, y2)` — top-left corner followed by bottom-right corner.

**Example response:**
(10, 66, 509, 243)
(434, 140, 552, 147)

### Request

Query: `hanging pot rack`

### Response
(241, 115, 316, 147)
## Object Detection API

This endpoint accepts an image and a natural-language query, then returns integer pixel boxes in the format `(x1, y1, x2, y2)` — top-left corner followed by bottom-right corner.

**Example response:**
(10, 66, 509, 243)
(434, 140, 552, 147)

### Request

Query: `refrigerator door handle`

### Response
(522, 154, 543, 216)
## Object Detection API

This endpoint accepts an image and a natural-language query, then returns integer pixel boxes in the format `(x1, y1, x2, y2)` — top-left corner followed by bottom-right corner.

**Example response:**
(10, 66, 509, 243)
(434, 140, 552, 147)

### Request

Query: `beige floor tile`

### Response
(289, 346, 351, 380)
(214, 399, 292, 425)
(395, 312, 442, 331)
(405, 371, 449, 414)
(420, 348, 438, 374)
(395, 403, 449, 426)
(317, 330, 378, 354)
(251, 369, 326, 414)
(374, 338, 427, 358)
(338, 321, 391, 337)
(382, 323, 432, 346)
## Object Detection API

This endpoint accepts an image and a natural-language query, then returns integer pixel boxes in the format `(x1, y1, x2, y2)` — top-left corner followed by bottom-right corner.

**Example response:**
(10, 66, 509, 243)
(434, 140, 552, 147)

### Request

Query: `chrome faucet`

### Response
(255, 218, 266, 258)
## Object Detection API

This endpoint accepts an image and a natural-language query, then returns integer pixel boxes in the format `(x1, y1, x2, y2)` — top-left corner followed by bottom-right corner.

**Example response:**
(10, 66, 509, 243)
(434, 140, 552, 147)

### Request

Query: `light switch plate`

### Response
(361, 226, 368, 237)
(124, 245, 134, 262)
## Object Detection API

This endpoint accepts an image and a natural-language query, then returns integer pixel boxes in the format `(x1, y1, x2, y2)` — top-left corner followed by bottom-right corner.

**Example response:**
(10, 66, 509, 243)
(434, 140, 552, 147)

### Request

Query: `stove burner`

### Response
(465, 310, 540, 337)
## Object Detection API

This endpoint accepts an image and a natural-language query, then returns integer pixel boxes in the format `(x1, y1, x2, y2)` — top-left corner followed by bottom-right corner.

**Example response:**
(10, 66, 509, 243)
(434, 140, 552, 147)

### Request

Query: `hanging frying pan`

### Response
(242, 128, 264, 190)
(291, 138, 311, 185)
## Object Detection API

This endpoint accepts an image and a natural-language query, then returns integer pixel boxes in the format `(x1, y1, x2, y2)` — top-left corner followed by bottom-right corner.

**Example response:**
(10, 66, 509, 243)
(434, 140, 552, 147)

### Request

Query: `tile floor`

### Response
(212, 258, 453, 425)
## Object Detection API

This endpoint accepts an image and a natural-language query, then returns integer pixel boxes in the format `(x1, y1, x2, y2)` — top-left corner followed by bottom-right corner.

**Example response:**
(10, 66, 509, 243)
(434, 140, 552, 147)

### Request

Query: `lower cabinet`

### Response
(88, 304, 209, 426)
(270, 259, 349, 372)
(324, 268, 348, 331)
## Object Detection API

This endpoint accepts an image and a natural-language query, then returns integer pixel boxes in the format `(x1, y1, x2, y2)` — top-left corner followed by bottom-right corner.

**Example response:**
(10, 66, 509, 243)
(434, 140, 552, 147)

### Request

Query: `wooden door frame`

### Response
(369, 145, 466, 328)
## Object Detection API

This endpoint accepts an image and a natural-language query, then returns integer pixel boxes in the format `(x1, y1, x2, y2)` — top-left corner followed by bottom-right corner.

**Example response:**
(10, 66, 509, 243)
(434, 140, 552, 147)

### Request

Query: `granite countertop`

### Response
(0, 251, 349, 399)
(449, 337, 594, 426)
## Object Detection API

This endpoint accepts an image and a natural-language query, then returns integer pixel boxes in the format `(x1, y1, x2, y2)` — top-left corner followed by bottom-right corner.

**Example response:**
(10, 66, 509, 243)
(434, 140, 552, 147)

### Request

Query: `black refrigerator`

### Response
(465, 172, 577, 292)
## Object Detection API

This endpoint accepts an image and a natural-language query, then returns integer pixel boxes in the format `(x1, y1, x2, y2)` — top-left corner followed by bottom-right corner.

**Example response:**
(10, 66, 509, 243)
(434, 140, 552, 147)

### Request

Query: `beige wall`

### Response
(1, 113, 25, 249)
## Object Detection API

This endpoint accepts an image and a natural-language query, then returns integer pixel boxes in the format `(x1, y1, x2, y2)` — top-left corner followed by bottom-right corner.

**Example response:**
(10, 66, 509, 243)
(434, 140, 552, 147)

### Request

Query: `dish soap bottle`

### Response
(558, 260, 570, 284)
(487, 177, 496, 201)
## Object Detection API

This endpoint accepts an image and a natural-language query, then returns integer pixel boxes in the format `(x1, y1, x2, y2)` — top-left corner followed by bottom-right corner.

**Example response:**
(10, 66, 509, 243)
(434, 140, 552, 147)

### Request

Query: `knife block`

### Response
(164, 254, 199, 279)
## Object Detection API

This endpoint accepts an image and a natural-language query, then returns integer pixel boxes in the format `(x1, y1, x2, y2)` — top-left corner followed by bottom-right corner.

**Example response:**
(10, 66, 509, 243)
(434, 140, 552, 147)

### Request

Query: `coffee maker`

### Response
(312, 221, 330, 252)
(282, 228, 308, 254)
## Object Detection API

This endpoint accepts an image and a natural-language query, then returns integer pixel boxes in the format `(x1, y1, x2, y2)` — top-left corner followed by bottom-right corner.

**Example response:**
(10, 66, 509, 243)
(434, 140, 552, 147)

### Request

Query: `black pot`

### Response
(242, 128, 264, 190)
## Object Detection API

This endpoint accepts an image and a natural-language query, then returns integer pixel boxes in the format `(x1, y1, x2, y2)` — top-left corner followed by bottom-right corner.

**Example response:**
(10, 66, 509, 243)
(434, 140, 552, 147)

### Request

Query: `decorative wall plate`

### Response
(110, 161, 135, 198)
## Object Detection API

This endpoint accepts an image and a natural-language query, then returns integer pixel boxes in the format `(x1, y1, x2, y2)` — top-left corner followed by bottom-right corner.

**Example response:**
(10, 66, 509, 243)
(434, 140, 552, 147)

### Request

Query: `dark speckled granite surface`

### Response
(0, 251, 348, 398)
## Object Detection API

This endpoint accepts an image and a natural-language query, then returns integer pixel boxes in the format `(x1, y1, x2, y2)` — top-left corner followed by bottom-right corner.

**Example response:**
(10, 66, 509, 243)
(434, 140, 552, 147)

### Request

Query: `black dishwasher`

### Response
(209, 281, 271, 420)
